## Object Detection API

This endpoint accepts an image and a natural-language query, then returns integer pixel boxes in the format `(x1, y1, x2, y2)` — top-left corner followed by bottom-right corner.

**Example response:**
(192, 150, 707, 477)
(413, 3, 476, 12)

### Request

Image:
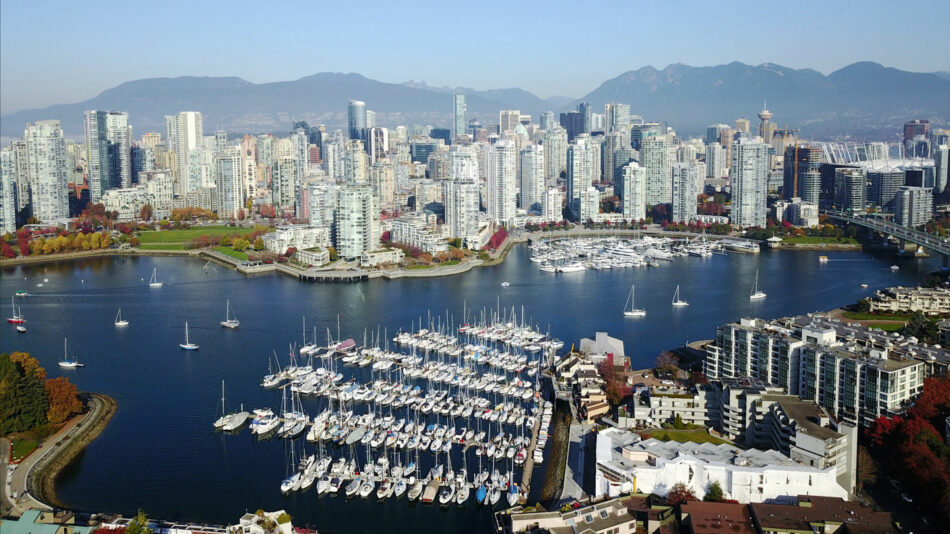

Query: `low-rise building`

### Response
(390, 212, 447, 254)
(262, 224, 330, 255)
(648, 385, 717, 427)
(750, 496, 899, 534)
(579, 331, 625, 365)
(360, 247, 404, 267)
(294, 247, 330, 266)
(0, 510, 95, 534)
(869, 285, 950, 315)
(101, 187, 154, 221)
(593, 430, 848, 503)
(227, 510, 294, 534)
(681, 501, 757, 534)
(497, 493, 673, 534)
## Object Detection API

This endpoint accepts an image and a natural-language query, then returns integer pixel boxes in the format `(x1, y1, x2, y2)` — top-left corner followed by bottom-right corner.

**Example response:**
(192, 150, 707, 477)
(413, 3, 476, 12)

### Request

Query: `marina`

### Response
(529, 234, 734, 273)
(0, 244, 934, 533)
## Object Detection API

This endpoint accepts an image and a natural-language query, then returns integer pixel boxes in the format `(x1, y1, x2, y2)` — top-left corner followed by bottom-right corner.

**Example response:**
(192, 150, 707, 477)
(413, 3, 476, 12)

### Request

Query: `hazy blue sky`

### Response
(2, 0, 948, 114)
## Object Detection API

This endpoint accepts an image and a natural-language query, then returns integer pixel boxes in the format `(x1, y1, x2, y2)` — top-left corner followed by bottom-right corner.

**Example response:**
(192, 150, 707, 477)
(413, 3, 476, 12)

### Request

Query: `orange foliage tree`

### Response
(46, 376, 83, 424)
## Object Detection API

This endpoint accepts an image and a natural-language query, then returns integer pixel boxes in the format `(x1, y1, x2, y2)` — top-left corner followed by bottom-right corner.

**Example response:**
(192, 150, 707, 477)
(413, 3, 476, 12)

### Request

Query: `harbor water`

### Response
(0, 242, 937, 533)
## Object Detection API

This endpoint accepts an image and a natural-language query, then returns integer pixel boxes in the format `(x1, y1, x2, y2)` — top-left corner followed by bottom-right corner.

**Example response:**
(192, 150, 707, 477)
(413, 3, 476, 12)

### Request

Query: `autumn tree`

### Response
(45, 376, 83, 424)
(703, 481, 724, 501)
(253, 237, 264, 251)
(126, 510, 153, 534)
(656, 351, 680, 374)
(666, 483, 697, 505)
(139, 204, 153, 221)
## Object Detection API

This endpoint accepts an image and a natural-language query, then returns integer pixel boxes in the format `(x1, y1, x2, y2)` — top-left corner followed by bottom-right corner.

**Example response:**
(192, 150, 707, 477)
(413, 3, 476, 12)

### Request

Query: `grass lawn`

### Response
(213, 246, 249, 261)
(138, 226, 255, 244)
(779, 235, 859, 245)
(406, 264, 434, 270)
(440, 260, 460, 266)
(870, 323, 905, 332)
(648, 429, 729, 445)
(842, 311, 912, 321)
(11, 439, 38, 461)
(137, 243, 187, 250)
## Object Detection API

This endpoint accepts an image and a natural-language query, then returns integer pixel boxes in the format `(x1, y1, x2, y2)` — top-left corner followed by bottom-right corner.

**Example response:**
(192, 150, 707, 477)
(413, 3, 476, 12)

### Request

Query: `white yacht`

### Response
(58, 338, 84, 368)
(220, 300, 240, 329)
(179, 322, 199, 350)
(114, 308, 129, 327)
(148, 267, 163, 288)
(749, 270, 767, 300)
(672, 285, 689, 307)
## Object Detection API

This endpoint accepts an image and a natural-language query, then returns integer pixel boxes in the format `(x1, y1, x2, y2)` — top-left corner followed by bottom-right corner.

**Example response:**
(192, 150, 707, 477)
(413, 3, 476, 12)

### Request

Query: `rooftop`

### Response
(761, 394, 842, 441)
(751, 496, 899, 534)
(682, 501, 757, 534)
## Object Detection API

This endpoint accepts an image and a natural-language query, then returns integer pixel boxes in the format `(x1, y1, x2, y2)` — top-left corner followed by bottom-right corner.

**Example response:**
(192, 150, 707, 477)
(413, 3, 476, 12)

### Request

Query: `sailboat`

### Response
(220, 300, 240, 329)
(114, 308, 129, 327)
(749, 270, 767, 301)
(148, 267, 163, 288)
(179, 322, 199, 350)
(672, 285, 689, 307)
(59, 338, 84, 368)
(623, 284, 646, 317)
(214, 381, 230, 429)
(7, 295, 25, 323)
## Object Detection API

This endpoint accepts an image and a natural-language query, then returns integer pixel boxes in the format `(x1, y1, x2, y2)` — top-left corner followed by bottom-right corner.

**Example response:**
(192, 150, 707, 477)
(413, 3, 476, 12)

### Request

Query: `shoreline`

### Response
(26, 393, 117, 509)
(2, 229, 834, 281)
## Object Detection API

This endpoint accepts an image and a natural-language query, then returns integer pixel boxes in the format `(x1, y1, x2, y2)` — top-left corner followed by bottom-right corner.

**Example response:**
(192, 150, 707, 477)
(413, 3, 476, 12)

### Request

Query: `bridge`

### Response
(823, 210, 950, 262)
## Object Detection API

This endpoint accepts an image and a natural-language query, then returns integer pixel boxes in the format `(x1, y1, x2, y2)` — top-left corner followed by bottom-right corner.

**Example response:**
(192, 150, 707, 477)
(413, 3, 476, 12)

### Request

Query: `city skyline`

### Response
(2, 0, 949, 114)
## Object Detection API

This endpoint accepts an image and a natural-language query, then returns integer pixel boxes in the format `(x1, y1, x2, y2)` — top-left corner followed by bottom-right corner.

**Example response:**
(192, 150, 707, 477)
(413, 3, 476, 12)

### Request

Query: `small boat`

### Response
(488, 486, 501, 506)
(749, 269, 767, 301)
(7, 296, 25, 324)
(407, 480, 424, 501)
(358, 479, 375, 498)
(393, 478, 407, 498)
(456, 483, 470, 505)
(214, 381, 230, 429)
(148, 267, 163, 288)
(507, 483, 520, 507)
(179, 321, 199, 350)
(623, 284, 646, 317)
(280, 473, 301, 494)
(114, 308, 129, 327)
(220, 299, 240, 329)
(15, 290, 28, 298)
(438, 483, 456, 505)
(16, 324, 26, 333)
(672, 284, 689, 307)
(58, 338, 84, 368)
(890, 265, 900, 271)
(500, 282, 510, 287)
(475, 484, 487, 505)
(818, 255, 829, 263)
(861, 283, 869, 288)
(344, 477, 361, 497)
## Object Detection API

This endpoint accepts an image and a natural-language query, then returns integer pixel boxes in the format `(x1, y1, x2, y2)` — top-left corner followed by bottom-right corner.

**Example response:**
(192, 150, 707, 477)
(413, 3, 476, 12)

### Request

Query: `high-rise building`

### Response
(140, 132, 162, 149)
(833, 168, 867, 213)
(894, 186, 933, 228)
(215, 146, 243, 219)
(671, 163, 699, 223)
(731, 137, 770, 227)
(273, 155, 297, 215)
(370, 159, 395, 209)
(308, 182, 336, 231)
(559, 111, 585, 141)
(783, 144, 821, 203)
(641, 135, 673, 205)
(567, 136, 593, 219)
(620, 161, 646, 222)
(602, 132, 627, 185)
(705, 124, 729, 145)
(578, 187, 599, 221)
(0, 148, 15, 233)
(934, 144, 948, 194)
(335, 184, 379, 259)
(868, 169, 905, 210)
(444, 146, 480, 247)
(498, 110, 522, 134)
(131, 145, 155, 184)
(577, 102, 592, 134)
(165, 111, 203, 194)
(542, 127, 568, 185)
(541, 187, 562, 222)
(757, 105, 774, 145)
(705, 143, 726, 179)
(539, 111, 555, 131)
(345, 140, 368, 183)
(612, 148, 637, 185)
(604, 103, 630, 134)
(240, 135, 257, 202)
(734, 117, 750, 134)
(347, 100, 367, 143)
(24, 121, 68, 223)
(486, 138, 517, 225)
(520, 144, 544, 212)
(85, 110, 131, 201)
(452, 91, 466, 140)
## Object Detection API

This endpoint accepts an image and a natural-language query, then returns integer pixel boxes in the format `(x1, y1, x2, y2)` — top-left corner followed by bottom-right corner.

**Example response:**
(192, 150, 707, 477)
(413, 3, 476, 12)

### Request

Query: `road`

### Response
(3, 393, 107, 515)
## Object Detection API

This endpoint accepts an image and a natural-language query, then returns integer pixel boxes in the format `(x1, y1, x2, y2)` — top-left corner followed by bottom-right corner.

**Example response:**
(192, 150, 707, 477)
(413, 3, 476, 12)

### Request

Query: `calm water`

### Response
(0, 243, 937, 532)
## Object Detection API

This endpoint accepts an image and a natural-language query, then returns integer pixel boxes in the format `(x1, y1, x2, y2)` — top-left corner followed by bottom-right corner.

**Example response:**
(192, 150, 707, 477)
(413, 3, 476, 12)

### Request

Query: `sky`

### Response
(2, 0, 949, 114)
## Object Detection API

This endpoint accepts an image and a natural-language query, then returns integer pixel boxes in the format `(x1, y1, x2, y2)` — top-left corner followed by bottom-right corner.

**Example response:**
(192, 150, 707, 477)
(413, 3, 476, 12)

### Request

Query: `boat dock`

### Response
(518, 402, 544, 499)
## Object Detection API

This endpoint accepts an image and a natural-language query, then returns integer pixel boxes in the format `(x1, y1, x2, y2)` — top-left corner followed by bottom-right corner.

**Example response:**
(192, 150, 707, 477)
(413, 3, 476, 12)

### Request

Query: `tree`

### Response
(253, 237, 264, 251)
(672, 414, 686, 429)
(1, 241, 14, 258)
(856, 446, 877, 492)
(856, 298, 871, 314)
(45, 376, 82, 424)
(666, 483, 697, 505)
(139, 204, 153, 221)
(656, 351, 679, 373)
(0, 352, 50, 434)
(688, 370, 708, 386)
(901, 312, 938, 344)
(126, 510, 153, 534)
(703, 481, 724, 502)
(233, 239, 250, 252)
(327, 246, 338, 261)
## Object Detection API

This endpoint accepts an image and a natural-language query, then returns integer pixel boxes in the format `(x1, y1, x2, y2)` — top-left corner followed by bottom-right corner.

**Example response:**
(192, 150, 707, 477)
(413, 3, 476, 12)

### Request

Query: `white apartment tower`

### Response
(620, 161, 646, 221)
(453, 92, 467, 139)
(567, 135, 593, 219)
(641, 135, 673, 205)
(520, 144, 544, 212)
(542, 127, 568, 186)
(705, 142, 726, 179)
(335, 184, 380, 259)
(24, 120, 68, 223)
(487, 138, 517, 225)
(541, 187, 562, 222)
(671, 163, 698, 223)
(731, 137, 770, 227)
(0, 148, 15, 234)
(215, 147, 243, 219)
(165, 111, 203, 194)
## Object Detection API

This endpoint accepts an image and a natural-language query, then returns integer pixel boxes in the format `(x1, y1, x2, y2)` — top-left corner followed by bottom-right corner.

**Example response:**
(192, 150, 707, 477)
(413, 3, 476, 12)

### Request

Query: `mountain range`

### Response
(2, 62, 948, 139)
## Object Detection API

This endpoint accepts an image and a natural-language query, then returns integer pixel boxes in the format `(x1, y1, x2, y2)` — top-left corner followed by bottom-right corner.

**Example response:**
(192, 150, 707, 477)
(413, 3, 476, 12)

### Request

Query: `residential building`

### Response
(605, 103, 631, 134)
(671, 163, 699, 223)
(567, 135, 593, 219)
(24, 120, 68, 223)
(750, 497, 899, 534)
(832, 168, 867, 213)
(487, 138, 517, 225)
(452, 91, 466, 139)
(0, 148, 15, 233)
(705, 318, 805, 394)
(227, 510, 294, 534)
(705, 142, 726, 179)
(594, 432, 848, 503)
(868, 285, 950, 315)
(85, 110, 131, 201)
(578, 187, 600, 222)
(867, 169, 904, 210)
(390, 212, 447, 254)
(165, 111, 203, 194)
(641, 135, 673, 205)
(731, 137, 769, 227)
(648, 384, 717, 427)
(541, 187, 562, 222)
(359, 247, 404, 267)
(272, 156, 297, 215)
(335, 184, 380, 260)
(782, 144, 821, 202)
(620, 161, 646, 221)
(520, 144, 544, 212)
(262, 224, 330, 255)
(215, 146, 243, 219)
(893, 185, 933, 227)
(499, 110, 522, 133)
(498, 494, 673, 534)
(100, 187, 153, 221)
(542, 127, 568, 185)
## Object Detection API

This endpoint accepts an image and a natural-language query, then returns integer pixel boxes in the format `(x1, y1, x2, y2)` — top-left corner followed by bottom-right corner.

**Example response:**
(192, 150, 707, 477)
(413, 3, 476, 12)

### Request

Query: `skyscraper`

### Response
(641, 135, 673, 205)
(486, 138, 517, 225)
(335, 184, 380, 259)
(520, 144, 544, 212)
(499, 110, 521, 134)
(542, 127, 568, 185)
(85, 110, 131, 202)
(444, 146, 480, 246)
(783, 144, 821, 202)
(577, 102, 592, 134)
(605, 103, 630, 134)
(452, 91, 466, 140)
(214, 147, 242, 219)
(620, 161, 646, 222)
(671, 163, 698, 223)
(273, 155, 297, 215)
(894, 186, 933, 227)
(567, 136, 592, 219)
(539, 112, 555, 131)
(0, 148, 15, 234)
(345, 140, 368, 183)
(347, 100, 367, 143)
(731, 137, 770, 227)
(24, 120, 68, 223)
(165, 111, 203, 194)
(705, 143, 726, 179)
(833, 168, 867, 213)
(541, 187, 562, 222)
